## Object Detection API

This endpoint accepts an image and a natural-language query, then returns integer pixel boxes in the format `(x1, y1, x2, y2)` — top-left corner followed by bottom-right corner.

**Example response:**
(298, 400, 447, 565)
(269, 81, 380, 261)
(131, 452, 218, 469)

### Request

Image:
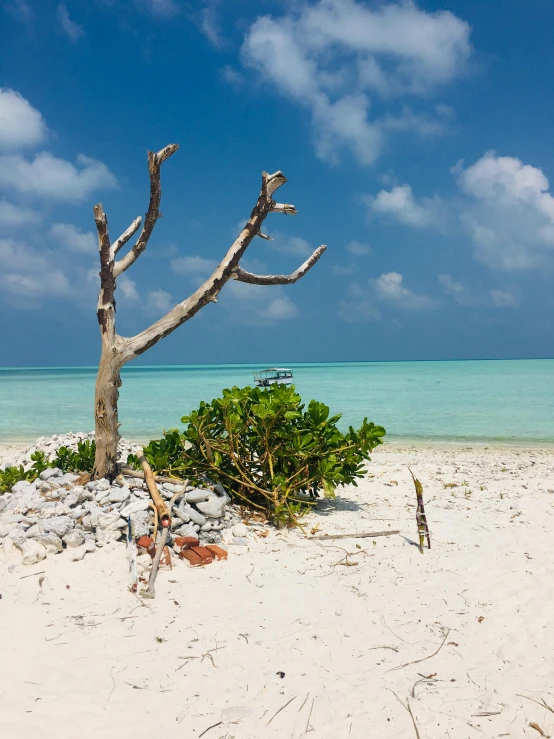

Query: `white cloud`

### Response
(241, 0, 471, 164)
(367, 184, 443, 227)
(50, 222, 97, 254)
(454, 152, 554, 270)
(438, 273, 477, 306)
(119, 276, 139, 301)
(170, 255, 218, 277)
(345, 240, 370, 256)
(371, 271, 438, 310)
(0, 88, 47, 151)
(220, 66, 243, 86)
(135, 0, 179, 17)
(0, 237, 71, 305)
(57, 4, 84, 42)
(339, 270, 437, 321)
(0, 152, 117, 202)
(490, 289, 517, 308)
(339, 282, 381, 322)
(439, 273, 518, 308)
(225, 279, 299, 326)
(0, 200, 40, 227)
(146, 289, 173, 313)
(199, 5, 223, 48)
(268, 232, 313, 257)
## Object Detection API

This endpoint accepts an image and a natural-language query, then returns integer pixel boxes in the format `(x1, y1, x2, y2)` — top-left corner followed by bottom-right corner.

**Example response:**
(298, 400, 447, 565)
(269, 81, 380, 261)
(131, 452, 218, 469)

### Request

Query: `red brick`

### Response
(189, 546, 213, 565)
(204, 544, 228, 561)
(174, 536, 199, 549)
(137, 536, 153, 549)
(179, 549, 203, 567)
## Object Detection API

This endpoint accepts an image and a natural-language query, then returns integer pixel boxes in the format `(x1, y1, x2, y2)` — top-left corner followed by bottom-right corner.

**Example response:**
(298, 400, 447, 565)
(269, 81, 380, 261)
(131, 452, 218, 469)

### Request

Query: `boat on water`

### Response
(253, 368, 294, 387)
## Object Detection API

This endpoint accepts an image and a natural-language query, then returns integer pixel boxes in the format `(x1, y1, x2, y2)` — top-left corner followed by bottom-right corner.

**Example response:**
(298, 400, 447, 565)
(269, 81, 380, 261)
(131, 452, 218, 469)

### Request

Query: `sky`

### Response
(1, 0, 553, 366)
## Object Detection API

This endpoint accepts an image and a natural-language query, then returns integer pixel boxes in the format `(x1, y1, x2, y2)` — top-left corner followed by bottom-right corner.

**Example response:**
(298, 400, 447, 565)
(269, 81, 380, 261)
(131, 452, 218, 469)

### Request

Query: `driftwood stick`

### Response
(121, 467, 190, 487)
(312, 530, 400, 541)
(143, 525, 168, 600)
(138, 452, 169, 526)
(409, 468, 431, 553)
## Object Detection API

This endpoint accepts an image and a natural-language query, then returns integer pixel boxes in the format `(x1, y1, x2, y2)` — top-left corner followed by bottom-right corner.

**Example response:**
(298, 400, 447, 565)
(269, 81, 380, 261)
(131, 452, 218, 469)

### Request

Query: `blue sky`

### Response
(1, 0, 553, 366)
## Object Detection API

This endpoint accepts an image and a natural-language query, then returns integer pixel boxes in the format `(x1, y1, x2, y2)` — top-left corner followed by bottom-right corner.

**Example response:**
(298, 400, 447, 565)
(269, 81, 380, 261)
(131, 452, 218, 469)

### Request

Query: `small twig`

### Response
(368, 645, 399, 653)
(389, 691, 421, 739)
(20, 570, 46, 579)
(306, 696, 315, 733)
(298, 692, 310, 713)
(107, 664, 117, 703)
(529, 722, 550, 737)
(313, 530, 400, 541)
(239, 633, 249, 644)
(198, 720, 223, 737)
(388, 628, 450, 672)
(517, 695, 554, 715)
(267, 696, 296, 725)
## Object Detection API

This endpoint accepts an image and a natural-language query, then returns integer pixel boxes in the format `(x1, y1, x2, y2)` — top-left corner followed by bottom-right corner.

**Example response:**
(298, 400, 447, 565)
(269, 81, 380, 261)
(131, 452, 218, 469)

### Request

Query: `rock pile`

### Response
(0, 434, 252, 567)
(0, 431, 138, 471)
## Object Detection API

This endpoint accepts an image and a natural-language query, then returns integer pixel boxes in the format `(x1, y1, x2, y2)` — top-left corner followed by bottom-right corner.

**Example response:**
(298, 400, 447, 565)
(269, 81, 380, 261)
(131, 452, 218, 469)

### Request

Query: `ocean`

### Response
(0, 360, 553, 445)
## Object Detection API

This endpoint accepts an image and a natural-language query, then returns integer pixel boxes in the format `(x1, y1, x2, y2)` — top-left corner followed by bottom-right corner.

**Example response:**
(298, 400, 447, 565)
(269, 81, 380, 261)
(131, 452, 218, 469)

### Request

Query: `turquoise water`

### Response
(0, 360, 553, 445)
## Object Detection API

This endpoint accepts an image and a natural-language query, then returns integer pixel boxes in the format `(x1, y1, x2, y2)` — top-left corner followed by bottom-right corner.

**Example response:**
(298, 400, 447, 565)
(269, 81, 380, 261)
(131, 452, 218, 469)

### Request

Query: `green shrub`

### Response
(0, 440, 96, 494)
(53, 440, 96, 473)
(130, 385, 385, 526)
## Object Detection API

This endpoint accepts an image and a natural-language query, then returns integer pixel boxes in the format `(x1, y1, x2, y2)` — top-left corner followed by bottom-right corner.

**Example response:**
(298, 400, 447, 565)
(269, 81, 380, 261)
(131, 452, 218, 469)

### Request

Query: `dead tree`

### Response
(91, 144, 326, 480)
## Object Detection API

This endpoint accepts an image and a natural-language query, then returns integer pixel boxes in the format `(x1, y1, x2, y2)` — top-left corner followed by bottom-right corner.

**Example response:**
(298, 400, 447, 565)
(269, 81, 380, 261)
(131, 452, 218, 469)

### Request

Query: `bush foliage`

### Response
(0, 441, 96, 494)
(129, 385, 385, 525)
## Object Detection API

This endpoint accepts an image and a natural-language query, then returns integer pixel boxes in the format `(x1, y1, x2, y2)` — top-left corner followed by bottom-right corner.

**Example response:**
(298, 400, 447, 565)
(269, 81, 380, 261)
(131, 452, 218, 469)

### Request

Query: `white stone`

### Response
(109, 488, 130, 504)
(196, 497, 227, 519)
(40, 468, 61, 481)
(21, 539, 47, 565)
(185, 489, 212, 504)
(42, 516, 74, 538)
(182, 504, 206, 526)
(63, 529, 85, 548)
(32, 533, 63, 553)
(232, 523, 248, 537)
(119, 499, 149, 517)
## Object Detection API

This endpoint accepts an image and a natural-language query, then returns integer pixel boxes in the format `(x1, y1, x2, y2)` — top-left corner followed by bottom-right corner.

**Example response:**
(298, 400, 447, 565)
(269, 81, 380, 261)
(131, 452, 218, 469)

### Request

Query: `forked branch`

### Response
(123, 164, 324, 360)
(233, 245, 326, 285)
(114, 143, 179, 278)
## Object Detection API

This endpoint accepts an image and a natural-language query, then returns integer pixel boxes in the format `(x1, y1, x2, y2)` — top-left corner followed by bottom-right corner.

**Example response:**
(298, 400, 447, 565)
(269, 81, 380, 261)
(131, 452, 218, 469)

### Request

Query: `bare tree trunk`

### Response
(92, 343, 123, 480)
(90, 145, 326, 480)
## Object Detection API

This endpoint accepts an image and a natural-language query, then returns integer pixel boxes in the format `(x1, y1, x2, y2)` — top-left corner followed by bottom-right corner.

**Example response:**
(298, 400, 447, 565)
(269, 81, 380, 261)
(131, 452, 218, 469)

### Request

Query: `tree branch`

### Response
(113, 144, 179, 278)
(122, 168, 307, 360)
(232, 245, 326, 285)
(111, 216, 142, 260)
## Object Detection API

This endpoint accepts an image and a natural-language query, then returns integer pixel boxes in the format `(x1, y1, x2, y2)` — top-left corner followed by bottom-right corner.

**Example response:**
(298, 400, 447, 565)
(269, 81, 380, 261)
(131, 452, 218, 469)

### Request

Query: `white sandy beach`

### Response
(1, 443, 554, 739)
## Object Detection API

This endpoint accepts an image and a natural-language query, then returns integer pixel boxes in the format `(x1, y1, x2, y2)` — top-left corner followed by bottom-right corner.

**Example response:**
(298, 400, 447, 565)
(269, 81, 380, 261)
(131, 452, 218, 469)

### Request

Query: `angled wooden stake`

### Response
(408, 468, 431, 554)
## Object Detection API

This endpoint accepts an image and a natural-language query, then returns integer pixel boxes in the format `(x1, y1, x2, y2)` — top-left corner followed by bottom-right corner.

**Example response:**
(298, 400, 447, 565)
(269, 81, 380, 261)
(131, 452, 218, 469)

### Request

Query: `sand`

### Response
(1, 443, 554, 738)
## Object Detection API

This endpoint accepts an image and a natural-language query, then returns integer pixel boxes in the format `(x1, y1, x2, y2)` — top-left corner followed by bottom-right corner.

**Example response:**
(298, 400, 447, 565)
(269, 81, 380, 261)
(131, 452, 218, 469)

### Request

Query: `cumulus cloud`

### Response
(439, 273, 518, 308)
(0, 200, 40, 227)
(241, 0, 471, 164)
(0, 152, 118, 202)
(170, 255, 218, 278)
(371, 271, 438, 310)
(345, 240, 370, 256)
(454, 152, 554, 270)
(340, 271, 438, 321)
(367, 184, 443, 227)
(57, 4, 84, 42)
(268, 232, 314, 257)
(146, 288, 173, 313)
(198, 4, 224, 48)
(50, 223, 97, 254)
(0, 88, 47, 151)
(0, 237, 71, 306)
